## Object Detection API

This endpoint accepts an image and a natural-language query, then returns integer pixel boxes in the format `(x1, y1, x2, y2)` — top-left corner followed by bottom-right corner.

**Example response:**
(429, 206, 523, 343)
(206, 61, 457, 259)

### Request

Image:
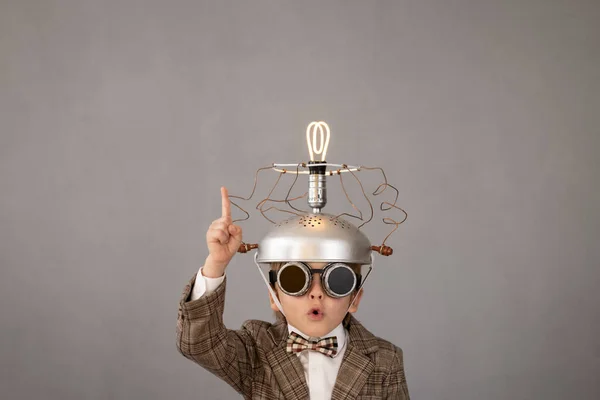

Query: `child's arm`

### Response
(176, 187, 252, 395)
(382, 346, 410, 399)
(176, 273, 255, 397)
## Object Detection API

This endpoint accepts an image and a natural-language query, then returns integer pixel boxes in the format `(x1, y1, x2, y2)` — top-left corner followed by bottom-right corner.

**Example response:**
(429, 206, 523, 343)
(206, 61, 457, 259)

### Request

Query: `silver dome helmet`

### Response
(256, 213, 372, 264)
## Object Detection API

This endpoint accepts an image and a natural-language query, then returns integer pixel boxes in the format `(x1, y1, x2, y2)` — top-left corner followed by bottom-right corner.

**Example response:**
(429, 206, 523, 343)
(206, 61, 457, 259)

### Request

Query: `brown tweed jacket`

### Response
(176, 274, 410, 399)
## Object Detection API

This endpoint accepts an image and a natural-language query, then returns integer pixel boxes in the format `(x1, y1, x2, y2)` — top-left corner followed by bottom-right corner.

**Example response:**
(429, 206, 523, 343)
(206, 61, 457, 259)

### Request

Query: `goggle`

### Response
(269, 262, 362, 298)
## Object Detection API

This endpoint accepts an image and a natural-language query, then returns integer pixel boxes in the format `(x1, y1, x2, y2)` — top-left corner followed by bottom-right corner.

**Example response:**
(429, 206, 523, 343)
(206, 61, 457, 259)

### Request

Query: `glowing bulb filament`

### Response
(306, 121, 331, 161)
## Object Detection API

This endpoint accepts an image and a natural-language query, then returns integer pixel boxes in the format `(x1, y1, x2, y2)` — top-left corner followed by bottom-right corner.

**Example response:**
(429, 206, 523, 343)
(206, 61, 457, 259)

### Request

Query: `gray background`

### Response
(1, 0, 599, 399)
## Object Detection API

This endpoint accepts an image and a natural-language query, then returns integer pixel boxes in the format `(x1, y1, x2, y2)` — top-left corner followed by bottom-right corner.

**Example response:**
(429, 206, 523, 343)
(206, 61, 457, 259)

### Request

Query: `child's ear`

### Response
(269, 289, 279, 312)
(348, 288, 364, 313)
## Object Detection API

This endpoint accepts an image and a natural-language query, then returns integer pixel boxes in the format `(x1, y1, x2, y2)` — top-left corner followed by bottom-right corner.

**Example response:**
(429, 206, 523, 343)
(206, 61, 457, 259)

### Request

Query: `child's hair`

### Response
(269, 262, 363, 326)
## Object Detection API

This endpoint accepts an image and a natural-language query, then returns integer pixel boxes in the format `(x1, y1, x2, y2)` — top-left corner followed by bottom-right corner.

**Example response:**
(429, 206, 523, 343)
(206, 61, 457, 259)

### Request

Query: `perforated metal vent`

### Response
(275, 215, 350, 229)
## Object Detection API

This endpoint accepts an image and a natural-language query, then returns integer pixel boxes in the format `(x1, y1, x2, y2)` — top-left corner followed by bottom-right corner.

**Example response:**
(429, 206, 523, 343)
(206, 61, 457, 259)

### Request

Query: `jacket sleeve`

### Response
(382, 345, 410, 399)
(176, 274, 255, 397)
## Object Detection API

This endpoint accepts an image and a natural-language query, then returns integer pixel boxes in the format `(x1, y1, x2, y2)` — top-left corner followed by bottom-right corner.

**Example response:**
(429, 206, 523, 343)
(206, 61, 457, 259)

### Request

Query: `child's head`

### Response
(268, 261, 364, 337)
(254, 213, 374, 337)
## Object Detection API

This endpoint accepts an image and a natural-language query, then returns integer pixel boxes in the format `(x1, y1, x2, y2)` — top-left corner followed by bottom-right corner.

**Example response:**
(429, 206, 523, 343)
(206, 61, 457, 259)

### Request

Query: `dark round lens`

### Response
(279, 264, 308, 294)
(326, 265, 356, 296)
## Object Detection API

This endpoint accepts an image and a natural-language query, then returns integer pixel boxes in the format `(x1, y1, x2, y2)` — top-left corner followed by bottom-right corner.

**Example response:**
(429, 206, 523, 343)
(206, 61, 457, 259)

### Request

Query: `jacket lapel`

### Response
(331, 315, 379, 400)
(265, 321, 309, 400)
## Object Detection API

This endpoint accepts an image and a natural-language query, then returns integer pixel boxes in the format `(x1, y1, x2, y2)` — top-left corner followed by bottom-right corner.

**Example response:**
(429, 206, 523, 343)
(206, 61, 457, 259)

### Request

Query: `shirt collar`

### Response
(287, 322, 347, 356)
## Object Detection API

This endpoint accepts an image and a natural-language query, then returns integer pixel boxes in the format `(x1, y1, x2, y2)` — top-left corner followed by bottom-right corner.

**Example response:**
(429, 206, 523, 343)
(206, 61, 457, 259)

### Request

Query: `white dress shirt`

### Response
(190, 267, 348, 400)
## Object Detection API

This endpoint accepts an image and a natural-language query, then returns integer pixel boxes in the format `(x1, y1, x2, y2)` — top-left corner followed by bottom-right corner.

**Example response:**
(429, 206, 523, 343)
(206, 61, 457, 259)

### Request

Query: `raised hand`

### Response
(204, 187, 243, 277)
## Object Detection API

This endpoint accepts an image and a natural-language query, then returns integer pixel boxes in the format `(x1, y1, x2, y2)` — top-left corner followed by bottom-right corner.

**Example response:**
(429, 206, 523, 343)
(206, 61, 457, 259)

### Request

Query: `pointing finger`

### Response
(221, 186, 231, 220)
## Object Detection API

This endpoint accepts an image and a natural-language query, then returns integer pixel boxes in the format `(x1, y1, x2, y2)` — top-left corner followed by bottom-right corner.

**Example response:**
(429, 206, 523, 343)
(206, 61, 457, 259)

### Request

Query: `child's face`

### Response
(269, 262, 364, 338)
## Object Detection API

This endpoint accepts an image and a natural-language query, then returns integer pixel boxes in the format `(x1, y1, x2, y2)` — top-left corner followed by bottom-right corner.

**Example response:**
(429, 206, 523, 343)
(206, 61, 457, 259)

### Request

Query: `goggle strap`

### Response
(346, 253, 374, 313)
(254, 252, 286, 317)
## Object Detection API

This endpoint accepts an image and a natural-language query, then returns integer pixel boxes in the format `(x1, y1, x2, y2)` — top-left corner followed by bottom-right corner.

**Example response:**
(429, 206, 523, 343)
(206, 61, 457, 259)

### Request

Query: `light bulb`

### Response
(306, 121, 331, 162)
(305, 121, 330, 213)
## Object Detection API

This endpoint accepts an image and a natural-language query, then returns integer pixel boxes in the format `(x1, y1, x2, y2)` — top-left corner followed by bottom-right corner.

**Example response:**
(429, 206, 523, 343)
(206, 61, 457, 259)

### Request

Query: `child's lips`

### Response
(307, 307, 324, 321)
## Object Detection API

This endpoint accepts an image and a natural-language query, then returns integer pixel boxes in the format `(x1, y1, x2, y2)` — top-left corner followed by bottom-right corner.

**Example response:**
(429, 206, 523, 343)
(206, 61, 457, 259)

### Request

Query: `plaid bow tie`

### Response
(286, 331, 338, 357)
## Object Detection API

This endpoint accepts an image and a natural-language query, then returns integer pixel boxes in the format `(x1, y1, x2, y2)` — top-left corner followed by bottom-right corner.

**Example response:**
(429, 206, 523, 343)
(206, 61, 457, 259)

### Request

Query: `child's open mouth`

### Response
(307, 307, 324, 321)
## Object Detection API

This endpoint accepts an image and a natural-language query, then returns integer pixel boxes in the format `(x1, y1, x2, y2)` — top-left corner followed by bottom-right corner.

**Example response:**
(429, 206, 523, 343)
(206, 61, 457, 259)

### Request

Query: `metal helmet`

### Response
(256, 213, 372, 265)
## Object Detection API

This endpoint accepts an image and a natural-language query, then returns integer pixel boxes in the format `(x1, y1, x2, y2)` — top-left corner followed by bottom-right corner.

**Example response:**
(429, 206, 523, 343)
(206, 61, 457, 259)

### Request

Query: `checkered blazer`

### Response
(176, 274, 410, 399)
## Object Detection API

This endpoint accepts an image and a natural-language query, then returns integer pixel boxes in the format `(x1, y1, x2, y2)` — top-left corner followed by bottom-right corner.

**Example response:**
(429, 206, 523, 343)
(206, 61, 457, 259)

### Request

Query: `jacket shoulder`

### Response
(373, 335, 404, 363)
(374, 336, 404, 371)
(347, 316, 404, 367)
(240, 319, 272, 334)
(240, 318, 285, 351)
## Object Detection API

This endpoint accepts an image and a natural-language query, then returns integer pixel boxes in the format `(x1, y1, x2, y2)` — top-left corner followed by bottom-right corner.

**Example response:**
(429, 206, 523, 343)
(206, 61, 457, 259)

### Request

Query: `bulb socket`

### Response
(308, 160, 327, 175)
(308, 162, 327, 211)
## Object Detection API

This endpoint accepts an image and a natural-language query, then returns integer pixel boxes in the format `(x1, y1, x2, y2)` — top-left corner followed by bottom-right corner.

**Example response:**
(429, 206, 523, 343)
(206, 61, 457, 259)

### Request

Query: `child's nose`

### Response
(308, 274, 323, 299)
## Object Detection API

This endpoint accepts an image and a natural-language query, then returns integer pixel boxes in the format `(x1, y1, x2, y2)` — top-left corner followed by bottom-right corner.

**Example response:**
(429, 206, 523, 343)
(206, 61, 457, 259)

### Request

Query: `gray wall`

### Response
(1, 1, 599, 399)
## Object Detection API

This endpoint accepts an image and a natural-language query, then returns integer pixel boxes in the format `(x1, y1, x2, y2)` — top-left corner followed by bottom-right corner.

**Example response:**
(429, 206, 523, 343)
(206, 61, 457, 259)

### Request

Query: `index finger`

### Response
(221, 186, 231, 219)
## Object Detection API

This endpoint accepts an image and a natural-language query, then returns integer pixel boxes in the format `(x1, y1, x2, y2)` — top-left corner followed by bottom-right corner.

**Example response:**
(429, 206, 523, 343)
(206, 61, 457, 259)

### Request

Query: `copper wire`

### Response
(337, 166, 363, 222)
(284, 163, 308, 214)
(255, 163, 307, 223)
(361, 166, 408, 246)
(229, 162, 407, 248)
(332, 164, 375, 229)
(229, 165, 273, 223)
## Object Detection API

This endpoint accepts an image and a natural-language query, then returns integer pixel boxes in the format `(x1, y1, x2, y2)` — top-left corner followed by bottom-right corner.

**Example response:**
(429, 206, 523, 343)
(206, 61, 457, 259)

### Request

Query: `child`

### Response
(176, 187, 410, 399)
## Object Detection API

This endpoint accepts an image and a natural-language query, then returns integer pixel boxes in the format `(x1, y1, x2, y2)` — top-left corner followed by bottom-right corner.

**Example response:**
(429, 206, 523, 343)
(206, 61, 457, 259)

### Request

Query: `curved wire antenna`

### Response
(332, 164, 375, 229)
(284, 163, 309, 214)
(361, 166, 408, 246)
(230, 164, 308, 225)
(255, 170, 284, 215)
(228, 162, 407, 248)
(255, 163, 306, 223)
(256, 171, 285, 224)
(257, 206, 304, 224)
(337, 167, 363, 221)
(229, 165, 274, 223)
(228, 165, 277, 249)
